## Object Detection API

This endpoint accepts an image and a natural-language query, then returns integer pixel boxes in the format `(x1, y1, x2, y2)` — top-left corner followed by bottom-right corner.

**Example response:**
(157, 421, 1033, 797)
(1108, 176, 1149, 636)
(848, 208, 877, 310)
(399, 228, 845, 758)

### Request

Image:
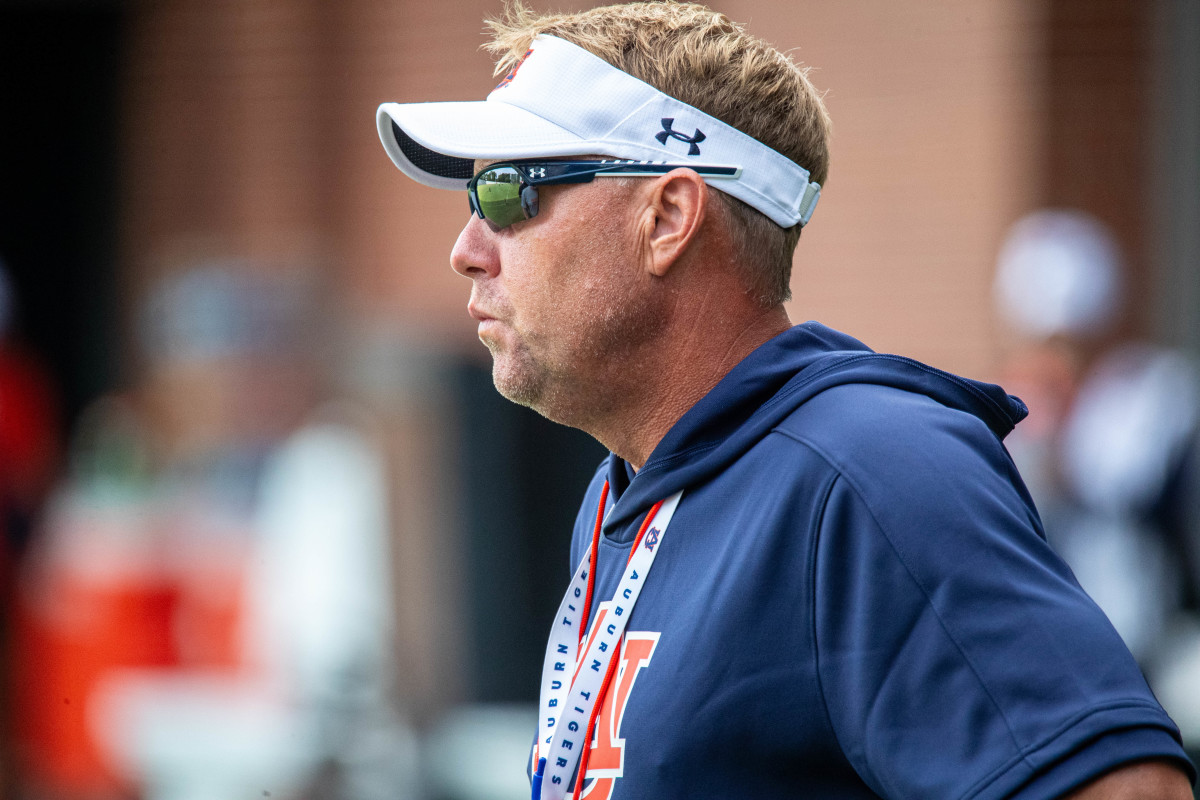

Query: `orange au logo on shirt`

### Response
(495, 47, 534, 89)
(570, 624, 659, 800)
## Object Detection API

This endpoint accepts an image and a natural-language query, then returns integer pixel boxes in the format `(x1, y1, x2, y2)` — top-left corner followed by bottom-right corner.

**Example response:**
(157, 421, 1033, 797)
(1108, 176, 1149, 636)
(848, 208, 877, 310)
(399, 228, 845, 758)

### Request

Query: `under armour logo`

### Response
(528, 167, 546, 178)
(655, 118, 705, 155)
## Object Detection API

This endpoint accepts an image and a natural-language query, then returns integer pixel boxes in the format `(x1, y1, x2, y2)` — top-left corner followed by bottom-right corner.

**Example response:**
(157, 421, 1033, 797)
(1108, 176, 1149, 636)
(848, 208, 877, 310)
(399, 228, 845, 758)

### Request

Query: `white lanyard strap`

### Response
(534, 490, 682, 800)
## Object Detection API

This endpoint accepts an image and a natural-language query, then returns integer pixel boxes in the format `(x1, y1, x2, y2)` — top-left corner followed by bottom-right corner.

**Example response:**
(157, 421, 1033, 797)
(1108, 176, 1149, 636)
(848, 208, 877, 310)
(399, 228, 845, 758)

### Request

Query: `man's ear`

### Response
(641, 168, 708, 278)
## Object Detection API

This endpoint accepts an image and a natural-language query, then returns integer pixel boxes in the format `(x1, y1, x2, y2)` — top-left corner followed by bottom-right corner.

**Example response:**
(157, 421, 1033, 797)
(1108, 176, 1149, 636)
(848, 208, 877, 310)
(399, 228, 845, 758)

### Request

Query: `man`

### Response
(375, 3, 1195, 798)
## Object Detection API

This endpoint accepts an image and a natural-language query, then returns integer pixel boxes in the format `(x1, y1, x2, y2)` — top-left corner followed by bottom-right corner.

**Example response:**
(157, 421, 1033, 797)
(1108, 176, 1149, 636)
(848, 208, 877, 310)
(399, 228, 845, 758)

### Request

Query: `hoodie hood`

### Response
(603, 321, 1027, 534)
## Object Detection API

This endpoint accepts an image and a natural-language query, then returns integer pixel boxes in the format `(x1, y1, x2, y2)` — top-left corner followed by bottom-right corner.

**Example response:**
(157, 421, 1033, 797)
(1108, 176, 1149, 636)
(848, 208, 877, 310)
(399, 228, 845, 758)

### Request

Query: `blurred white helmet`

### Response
(993, 209, 1124, 340)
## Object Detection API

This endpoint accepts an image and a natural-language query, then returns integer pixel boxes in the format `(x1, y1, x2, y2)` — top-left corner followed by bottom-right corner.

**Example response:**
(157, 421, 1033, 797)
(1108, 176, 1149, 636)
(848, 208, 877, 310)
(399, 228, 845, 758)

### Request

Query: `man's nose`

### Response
(450, 214, 500, 279)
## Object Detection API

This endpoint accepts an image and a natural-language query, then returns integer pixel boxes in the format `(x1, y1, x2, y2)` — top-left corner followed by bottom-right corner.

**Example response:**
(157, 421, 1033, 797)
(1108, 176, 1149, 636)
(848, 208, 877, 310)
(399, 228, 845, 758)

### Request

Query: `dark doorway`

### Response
(0, 3, 125, 431)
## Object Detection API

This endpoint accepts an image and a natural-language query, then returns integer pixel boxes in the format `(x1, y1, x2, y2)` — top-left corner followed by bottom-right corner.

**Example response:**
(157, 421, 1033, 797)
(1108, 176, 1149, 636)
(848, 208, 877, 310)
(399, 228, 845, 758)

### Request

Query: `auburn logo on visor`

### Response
(496, 47, 534, 89)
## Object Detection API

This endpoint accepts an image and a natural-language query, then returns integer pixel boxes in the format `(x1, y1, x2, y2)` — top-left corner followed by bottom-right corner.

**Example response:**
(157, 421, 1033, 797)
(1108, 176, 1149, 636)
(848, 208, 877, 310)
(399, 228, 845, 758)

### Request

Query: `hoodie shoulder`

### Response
(778, 381, 1009, 459)
(794, 384, 1192, 799)
(772, 382, 1038, 538)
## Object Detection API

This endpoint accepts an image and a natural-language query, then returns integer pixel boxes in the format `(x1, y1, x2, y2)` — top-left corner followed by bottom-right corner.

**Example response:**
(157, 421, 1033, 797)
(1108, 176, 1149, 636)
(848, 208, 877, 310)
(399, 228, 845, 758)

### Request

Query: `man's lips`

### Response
(467, 301, 496, 322)
(468, 302, 504, 343)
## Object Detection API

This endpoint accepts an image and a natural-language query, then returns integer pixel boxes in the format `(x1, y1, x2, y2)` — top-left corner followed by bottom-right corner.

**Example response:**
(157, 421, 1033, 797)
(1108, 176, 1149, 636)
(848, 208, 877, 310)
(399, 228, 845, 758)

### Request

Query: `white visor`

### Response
(376, 35, 821, 227)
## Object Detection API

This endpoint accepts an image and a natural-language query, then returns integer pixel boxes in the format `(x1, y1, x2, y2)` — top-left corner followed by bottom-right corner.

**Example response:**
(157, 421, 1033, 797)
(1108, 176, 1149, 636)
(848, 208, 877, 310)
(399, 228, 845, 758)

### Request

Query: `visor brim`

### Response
(377, 101, 602, 190)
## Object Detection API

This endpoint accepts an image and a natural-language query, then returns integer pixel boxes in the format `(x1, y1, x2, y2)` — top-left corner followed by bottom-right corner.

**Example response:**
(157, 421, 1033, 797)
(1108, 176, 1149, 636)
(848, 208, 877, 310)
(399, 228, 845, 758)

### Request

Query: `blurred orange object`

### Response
(9, 503, 251, 798)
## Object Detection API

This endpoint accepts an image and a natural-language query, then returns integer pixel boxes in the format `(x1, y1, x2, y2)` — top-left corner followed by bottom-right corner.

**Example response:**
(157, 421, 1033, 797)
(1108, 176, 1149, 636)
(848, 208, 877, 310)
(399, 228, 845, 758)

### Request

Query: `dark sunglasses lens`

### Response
(475, 167, 530, 229)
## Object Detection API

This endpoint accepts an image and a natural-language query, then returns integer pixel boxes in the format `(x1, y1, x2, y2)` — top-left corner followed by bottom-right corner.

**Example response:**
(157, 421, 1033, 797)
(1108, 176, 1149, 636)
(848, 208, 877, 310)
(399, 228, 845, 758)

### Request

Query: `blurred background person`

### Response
(11, 260, 416, 800)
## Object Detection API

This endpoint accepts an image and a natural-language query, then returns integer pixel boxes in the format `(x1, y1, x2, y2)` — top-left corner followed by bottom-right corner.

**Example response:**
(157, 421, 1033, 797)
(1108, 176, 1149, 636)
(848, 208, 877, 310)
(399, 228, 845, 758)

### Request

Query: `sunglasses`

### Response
(467, 159, 742, 229)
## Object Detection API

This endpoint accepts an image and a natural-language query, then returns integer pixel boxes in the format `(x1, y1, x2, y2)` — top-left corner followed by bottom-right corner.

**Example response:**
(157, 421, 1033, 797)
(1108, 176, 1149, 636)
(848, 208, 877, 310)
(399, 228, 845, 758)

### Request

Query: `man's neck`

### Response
(593, 304, 792, 469)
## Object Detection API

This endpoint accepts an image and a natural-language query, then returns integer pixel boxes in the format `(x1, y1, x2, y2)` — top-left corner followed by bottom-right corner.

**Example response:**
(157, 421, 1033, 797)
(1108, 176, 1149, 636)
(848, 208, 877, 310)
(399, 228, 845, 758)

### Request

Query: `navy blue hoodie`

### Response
(554, 322, 1193, 799)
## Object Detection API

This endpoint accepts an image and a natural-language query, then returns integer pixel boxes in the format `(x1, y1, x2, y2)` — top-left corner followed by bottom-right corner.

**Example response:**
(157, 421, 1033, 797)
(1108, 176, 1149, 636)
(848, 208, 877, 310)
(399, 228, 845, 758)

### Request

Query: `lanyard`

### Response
(532, 485, 683, 800)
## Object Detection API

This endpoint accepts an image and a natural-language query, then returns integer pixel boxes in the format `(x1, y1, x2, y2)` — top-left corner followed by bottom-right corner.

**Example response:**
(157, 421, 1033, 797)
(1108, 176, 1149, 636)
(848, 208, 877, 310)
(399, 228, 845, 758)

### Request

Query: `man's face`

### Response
(450, 164, 667, 423)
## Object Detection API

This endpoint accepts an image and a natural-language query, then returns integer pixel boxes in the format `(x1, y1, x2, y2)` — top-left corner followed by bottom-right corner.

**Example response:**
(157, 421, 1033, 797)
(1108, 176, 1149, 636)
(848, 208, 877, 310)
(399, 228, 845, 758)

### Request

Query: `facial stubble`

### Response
(486, 268, 668, 431)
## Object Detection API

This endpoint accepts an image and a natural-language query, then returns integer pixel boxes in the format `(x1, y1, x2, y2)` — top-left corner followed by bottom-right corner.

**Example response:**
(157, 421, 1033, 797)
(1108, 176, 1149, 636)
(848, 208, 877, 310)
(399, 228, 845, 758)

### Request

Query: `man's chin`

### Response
(490, 355, 546, 409)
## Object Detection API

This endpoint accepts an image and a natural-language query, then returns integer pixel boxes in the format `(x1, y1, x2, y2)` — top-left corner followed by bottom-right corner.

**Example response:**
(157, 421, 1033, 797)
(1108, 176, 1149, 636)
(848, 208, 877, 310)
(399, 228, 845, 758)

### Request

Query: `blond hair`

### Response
(485, 1, 831, 306)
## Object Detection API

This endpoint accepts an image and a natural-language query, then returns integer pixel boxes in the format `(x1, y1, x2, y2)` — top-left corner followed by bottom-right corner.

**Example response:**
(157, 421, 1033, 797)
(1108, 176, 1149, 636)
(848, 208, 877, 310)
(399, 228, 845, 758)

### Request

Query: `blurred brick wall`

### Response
(123, 1, 332, 282)
(1044, 0, 1153, 339)
(121, 0, 502, 351)
(742, 0, 1046, 377)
